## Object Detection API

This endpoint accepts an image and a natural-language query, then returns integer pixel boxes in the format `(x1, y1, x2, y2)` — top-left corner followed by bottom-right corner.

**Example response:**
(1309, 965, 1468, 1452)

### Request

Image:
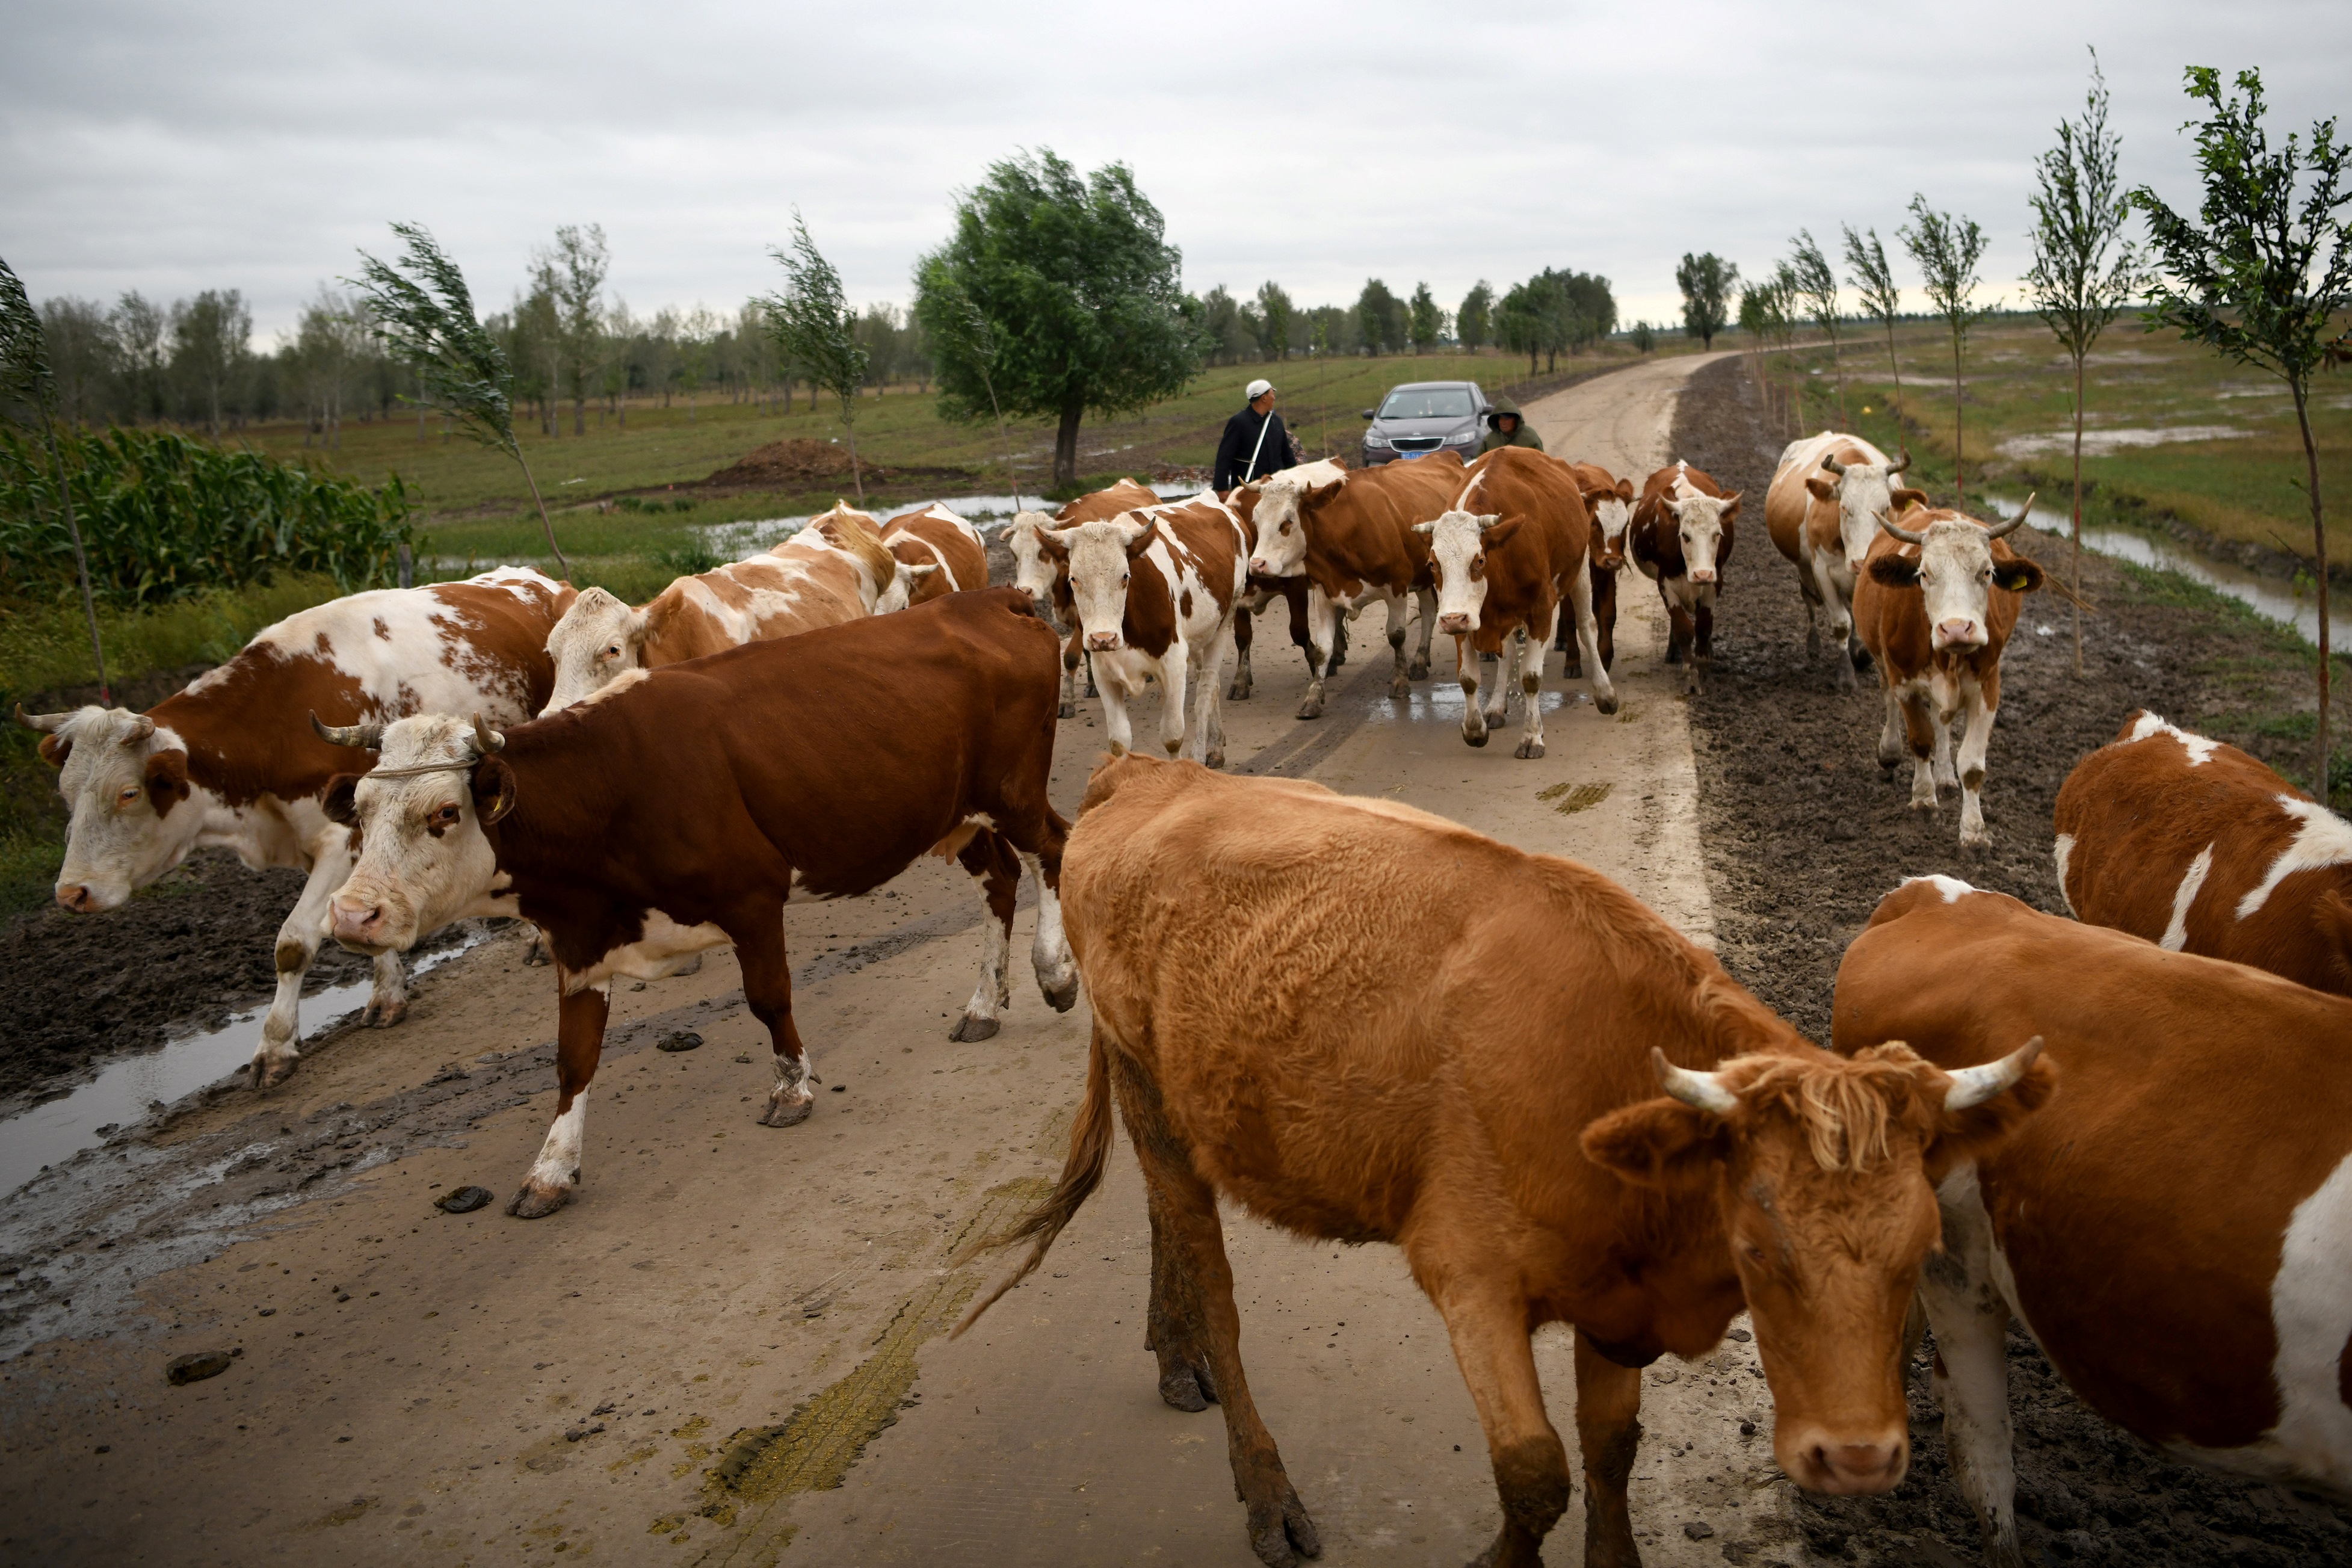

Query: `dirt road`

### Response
(1, 352, 1810, 1567)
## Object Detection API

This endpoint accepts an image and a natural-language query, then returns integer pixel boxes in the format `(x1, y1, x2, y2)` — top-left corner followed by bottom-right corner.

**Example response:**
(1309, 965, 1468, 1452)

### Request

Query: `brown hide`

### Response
(153, 575, 572, 810)
(1835, 878, 2352, 1451)
(1629, 461, 1739, 585)
(883, 504, 989, 605)
(1113, 498, 1247, 661)
(1564, 460, 1632, 671)
(1850, 515, 2030, 705)
(2055, 712, 2352, 994)
(1449, 447, 1591, 657)
(1293, 452, 1465, 603)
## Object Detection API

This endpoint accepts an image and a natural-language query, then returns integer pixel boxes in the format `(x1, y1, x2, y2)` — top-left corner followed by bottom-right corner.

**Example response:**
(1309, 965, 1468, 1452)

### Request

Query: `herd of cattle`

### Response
(11, 427, 2352, 1567)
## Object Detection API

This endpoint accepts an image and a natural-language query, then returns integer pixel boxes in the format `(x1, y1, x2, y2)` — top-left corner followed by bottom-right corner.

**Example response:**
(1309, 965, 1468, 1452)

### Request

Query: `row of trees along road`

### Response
(1190, 271, 1619, 369)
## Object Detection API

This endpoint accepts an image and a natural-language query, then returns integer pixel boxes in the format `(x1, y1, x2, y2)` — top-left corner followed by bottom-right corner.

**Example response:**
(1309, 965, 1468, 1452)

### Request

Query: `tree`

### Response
(1356, 279, 1406, 355)
(38, 297, 112, 426)
(294, 286, 369, 448)
(1739, 264, 1801, 433)
(1457, 281, 1493, 353)
(543, 224, 608, 437)
(1, 255, 109, 700)
(2133, 65, 2352, 798)
(1630, 320, 1656, 354)
(1790, 228, 1847, 426)
(764, 211, 871, 502)
(1408, 282, 1443, 354)
(676, 306, 718, 422)
(1199, 285, 1252, 365)
(170, 288, 250, 437)
(350, 221, 569, 575)
(914, 149, 1199, 491)
(919, 259, 1027, 508)
(1844, 224, 1906, 432)
(2028, 49, 2145, 676)
(1559, 270, 1616, 353)
(1900, 195, 1995, 502)
(1676, 253, 1737, 350)
(1496, 277, 1545, 372)
(1255, 281, 1295, 362)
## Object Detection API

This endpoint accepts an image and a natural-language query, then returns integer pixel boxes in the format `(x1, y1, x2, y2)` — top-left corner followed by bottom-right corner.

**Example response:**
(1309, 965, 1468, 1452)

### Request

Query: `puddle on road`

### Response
(697, 484, 1200, 557)
(1987, 493, 2321, 644)
(0, 931, 494, 1200)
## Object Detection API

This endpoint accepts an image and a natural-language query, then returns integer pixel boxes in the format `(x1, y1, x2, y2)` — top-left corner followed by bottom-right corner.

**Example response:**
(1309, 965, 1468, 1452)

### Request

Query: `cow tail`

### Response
(951, 1019, 1115, 1338)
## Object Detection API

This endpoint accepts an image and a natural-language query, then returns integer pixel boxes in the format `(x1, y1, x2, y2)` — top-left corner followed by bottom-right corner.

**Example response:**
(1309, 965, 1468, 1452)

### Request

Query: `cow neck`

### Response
(150, 646, 370, 810)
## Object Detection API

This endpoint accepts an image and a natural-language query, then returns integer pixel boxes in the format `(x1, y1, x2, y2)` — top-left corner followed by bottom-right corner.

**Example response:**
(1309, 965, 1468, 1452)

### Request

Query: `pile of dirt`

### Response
(698, 437, 975, 493)
(1670, 354, 2350, 1566)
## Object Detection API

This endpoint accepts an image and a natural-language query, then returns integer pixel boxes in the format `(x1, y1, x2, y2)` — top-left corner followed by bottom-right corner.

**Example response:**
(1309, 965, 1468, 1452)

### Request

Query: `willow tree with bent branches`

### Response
(2132, 65, 2352, 797)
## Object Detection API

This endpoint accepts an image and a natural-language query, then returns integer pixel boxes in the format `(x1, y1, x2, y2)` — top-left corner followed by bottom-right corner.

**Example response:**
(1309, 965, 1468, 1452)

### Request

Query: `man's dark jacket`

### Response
(1214, 406, 1294, 490)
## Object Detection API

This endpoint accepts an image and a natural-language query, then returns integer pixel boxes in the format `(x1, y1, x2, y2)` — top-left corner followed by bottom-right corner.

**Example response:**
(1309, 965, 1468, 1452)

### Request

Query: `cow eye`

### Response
(1119, 575, 1129, 588)
(602, 644, 621, 659)
(433, 803, 461, 826)
(1744, 1242, 1769, 1266)
(118, 785, 141, 806)
(1280, 520, 1294, 535)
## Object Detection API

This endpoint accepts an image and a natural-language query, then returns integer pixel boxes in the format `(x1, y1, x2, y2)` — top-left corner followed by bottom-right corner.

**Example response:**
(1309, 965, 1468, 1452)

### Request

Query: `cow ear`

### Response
(1890, 487, 1930, 513)
(1481, 515, 1522, 549)
(1805, 475, 1838, 501)
(36, 734, 70, 769)
(1307, 478, 1345, 504)
(1928, 1052, 2058, 1179)
(472, 757, 519, 826)
(1719, 490, 1742, 520)
(1412, 520, 1437, 535)
(1616, 478, 1635, 503)
(2317, 890, 2352, 992)
(146, 751, 191, 816)
(1581, 1099, 1727, 1193)
(322, 772, 362, 828)
(1867, 554, 1921, 587)
(1993, 557, 2045, 594)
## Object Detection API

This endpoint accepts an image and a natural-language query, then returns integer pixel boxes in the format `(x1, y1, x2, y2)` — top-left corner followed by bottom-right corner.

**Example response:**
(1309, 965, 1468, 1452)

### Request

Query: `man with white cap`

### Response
(1213, 377, 1297, 492)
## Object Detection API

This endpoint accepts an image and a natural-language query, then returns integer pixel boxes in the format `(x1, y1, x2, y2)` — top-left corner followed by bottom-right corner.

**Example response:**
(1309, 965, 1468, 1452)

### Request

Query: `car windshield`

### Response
(1378, 389, 1474, 420)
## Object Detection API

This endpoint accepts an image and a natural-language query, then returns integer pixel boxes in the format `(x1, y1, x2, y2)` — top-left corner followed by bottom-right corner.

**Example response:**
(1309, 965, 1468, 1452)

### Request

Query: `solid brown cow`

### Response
(1853, 505, 2045, 847)
(881, 501, 989, 608)
(959, 758, 2049, 1568)
(16, 567, 574, 1088)
(1558, 458, 1636, 676)
(1242, 452, 1466, 718)
(1004, 478, 1162, 716)
(316, 590, 1079, 1217)
(1415, 446, 1619, 756)
(1629, 461, 1742, 693)
(1835, 874, 2352, 1566)
(2054, 711, 2352, 993)
(1764, 432, 1925, 690)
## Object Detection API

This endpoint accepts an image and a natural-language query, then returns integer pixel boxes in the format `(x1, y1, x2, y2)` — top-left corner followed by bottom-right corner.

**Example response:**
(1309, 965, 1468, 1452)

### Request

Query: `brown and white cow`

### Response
(1242, 452, 1466, 718)
(542, 502, 931, 711)
(1003, 478, 1161, 717)
(2054, 711, 2352, 993)
(1415, 445, 1618, 757)
(1629, 461, 1742, 693)
(1853, 504, 2045, 847)
(317, 589, 1079, 1217)
(958, 758, 2049, 1568)
(15, 567, 574, 1088)
(1836, 874, 2352, 1565)
(1040, 492, 1248, 767)
(881, 501, 989, 608)
(1223, 460, 1353, 703)
(1765, 431, 1926, 690)
(1557, 458, 1636, 676)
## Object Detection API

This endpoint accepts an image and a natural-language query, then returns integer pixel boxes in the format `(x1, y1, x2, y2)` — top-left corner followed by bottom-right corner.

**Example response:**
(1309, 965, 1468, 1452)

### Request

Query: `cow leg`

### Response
(1110, 1050, 1318, 1567)
(1898, 688, 1942, 810)
(1572, 1330, 1644, 1568)
(1458, 638, 1491, 748)
(1810, 558, 1860, 691)
(1197, 625, 1233, 769)
(1798, 561, 1823, 658)
(1096, 661, 1139, 756)
(1933, 699, 1963, 797)
(1159, 647, 1193, 759)
(1408, 586, 1437, 680)
(1661, 587, 1696, 672)
(1954, 687, 1998, 848)
(1143, 1181, 1218, 1412)
(1513, 623, 1548, 760)
(1483, 645, 1511, 729)
(732, 901, 817, 1128)
(1058, 629, 1084, 718)
(251, 837, 356, 1089)
(365, 949, 409, 1028)
(951, 830, 1020, 1041)
(1297, 590, 1338, 720)
(1690, 590, 1715, 694)
(508, 977, 606, 1218)
(1415, 1258, 1570, 1567)
(1228, 603, 1254, 700)
(1567, 560, 1618, 715)
(523, 922, 555, 965)
(1876, 687, 1909, 771)
(1378, 589, 1413, 699)
(1014, 849, 1079, 1012)
(1921, 1170, 2028, 1568)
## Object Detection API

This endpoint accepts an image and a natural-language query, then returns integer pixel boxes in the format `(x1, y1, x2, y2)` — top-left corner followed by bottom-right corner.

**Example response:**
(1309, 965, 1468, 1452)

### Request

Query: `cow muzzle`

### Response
(1085, 631, 1122, 653)
(1933, 619, 1985, 650)
(330, 897, 392, 953)
(1437, 612, 1472, 635)
(1248, 556, 1269, 575)
(1780, 1427, 1909, 1496)
(1689, 567, 1717, 584)
(55, 881, 108, 914)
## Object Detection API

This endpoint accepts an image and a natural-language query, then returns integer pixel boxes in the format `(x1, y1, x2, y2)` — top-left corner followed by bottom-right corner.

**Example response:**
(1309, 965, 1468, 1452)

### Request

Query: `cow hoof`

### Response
(1596, 693, 1620, 716)
(1227, 682, 1250, 702)
(1159, 1366, 1210, 1412)
(1664, 643, 1684, 665)
(1387, 674, 1412, 700)
(950, 1014, 1000, 1043)
(1514, 737, 1545, 760)
(1463, 729, 1490, 749)
(1835, 667, 1858, 693)
(1041, 975, 1080, 1013)
(1296, 697, 1323, 721)
(1406, 656, 1430, 680)
(1058, 701, 1076, 719)
(249, 1053, 297, 1091)
(758, 1093, 815, 1128)
(1244, 1479, 1323, 1567)
(1961, 829, 1993, 851)
(523, 934, 554, 966)
(363, 998, 407, 1029)
(1566, 661, 1583, 679)
(1205, 749, 1226, 770)
(505, 1182, 570, 1220)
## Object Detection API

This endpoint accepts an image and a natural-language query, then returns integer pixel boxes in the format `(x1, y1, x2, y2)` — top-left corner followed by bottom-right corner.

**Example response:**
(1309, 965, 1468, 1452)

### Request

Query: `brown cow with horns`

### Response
(957, 756, 2050, 1568)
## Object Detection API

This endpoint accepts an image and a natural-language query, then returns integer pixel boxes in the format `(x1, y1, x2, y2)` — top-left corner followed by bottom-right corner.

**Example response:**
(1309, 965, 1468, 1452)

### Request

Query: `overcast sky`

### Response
(4, 1, 2345, 345)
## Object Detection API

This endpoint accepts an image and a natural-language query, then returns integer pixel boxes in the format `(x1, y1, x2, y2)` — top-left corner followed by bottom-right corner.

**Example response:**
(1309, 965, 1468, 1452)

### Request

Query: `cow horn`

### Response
(471, 712, 506, 756)
(120, 715, 155, 745)
(1944, 1036, 2044, 1111)
(310, 711, 384, 751)
(1652, 1047, 1740, 1116)
(1820, 452, 1847, 475)
(14, 703, 71, 733)
(1875, 508, 1927, 546)
(1984, 492, 2034, 540)
(1889, 447, 1913, 475)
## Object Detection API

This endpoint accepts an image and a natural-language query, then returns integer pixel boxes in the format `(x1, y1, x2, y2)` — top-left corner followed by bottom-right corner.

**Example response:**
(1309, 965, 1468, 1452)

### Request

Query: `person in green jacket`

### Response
(1478, 398, 1545, 454)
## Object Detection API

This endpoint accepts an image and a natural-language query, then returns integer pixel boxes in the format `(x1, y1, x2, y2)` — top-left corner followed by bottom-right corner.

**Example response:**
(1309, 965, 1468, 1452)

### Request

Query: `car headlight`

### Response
(1363, 431, 1391, 449)
(1448, 427, 1477, 444)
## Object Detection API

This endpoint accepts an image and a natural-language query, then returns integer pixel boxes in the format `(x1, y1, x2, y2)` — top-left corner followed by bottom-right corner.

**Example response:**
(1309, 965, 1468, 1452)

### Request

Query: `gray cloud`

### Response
(3, 0, 2344, 338)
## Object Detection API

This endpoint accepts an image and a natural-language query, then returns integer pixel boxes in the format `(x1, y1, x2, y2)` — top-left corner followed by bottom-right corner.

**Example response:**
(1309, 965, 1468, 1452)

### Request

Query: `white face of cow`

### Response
(544, 587, 646, 712)
(1668, 493, 1733, 584)
(1245, 474, 1341, 579)
(1413, 510, 1508, 635)
(324, 715, 505, 955)
(1872, 520, 2040, 652)
(1004, 511, 1061, 613)
(1051, 518, 1153, 653)
(1810, 464, 1906, 573)
(29, 707, 202, 912)
(1590, 495, 1632, 567)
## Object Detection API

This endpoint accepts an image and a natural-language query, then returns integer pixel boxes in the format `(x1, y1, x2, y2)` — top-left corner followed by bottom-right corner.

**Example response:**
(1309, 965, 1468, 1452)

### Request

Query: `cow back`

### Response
(637, 527, 872, 668)
(884, 504, 989, 605)
(1457, 448, 1590, 611)
(1301, 452, 1465, 594)
(1058, 478, 1159, 525)
(1767, 433, 1889, 565)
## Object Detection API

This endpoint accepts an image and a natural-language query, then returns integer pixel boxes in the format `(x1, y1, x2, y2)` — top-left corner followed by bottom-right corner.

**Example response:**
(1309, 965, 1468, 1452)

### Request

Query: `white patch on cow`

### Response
(1057, 508, 1238, 764)
(1244, 462, 1346, 579)
(1019, 850, 1079, 1006)
(2052, 833, 2078, 916)
(1591, 495, 1632, 548)
(1921, 1163, 2029, 1561)
(962, 907, 1011, 1028)
(2235, 797, 2352, 921)
(1904, 873, 1979, 904)
(2253, 1148, 2352, 1489)
(565, 910, 733, 992)
(2126, 711, 2221, 765)
(2162, 845, 2216, 950)
(1662, 469, 1732, 584)
(1421, 509, 1503, 635)
(523, 1088, 590, 1196)
(329, 714, 519, 953)
(767, 1045, 817, 1123)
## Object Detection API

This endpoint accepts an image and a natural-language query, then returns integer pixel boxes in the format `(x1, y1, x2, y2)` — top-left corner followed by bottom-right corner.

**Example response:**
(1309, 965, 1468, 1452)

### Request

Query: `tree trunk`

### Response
(2070, 353, 2085, 677)
(1830, 329, 1847, 429)
(2298, 381, 2332, 802)
(574, 390, 585, 437)
(843, 400, 865, 506)
(1054, 400, 1083, 491)
(1951, 327, 1965, 505)
(1884, 320, 1903, 436)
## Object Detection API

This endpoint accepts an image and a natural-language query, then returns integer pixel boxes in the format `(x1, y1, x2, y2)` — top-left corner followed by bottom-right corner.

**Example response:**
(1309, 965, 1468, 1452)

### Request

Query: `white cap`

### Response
(1245, 378, 1274, 400)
